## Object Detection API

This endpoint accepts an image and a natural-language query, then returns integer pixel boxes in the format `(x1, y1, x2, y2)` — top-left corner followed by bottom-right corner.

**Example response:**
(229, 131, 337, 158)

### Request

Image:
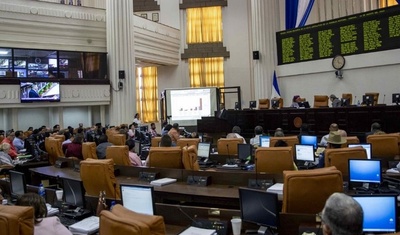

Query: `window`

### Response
(136, 67, 159, 122)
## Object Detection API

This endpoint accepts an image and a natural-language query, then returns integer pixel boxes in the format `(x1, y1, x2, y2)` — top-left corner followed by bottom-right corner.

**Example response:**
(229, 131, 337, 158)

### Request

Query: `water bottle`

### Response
(38, 183, 46, 201)
(110, 201, 116, 210)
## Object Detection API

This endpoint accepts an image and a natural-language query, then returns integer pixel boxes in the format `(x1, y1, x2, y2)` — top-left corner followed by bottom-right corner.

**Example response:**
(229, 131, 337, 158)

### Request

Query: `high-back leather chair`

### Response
(109, 134, 126, 146)
(80, 158, 121, 200)
(177, 138, 200, 149)
(100, 204, 166, 235)
(82, 142, 98, 160)
(325, 147, 367, 176)
(106, 145, 130, 166)
(345, 136, 360, 145)
(54, 134, 66, 142)
(282, 166, 343, 214)
(365, 92, 379, 106)
(270, 136, 299, 155)
(271, 98, 283, 109)
(182, 145, 200, 171)
(217, 138, 243, 156)
(0, 205, 34, 235)
(367, 134, 399, 159)
(151, 137, 162, 147)
(342, 93, 352, 105)
(46, 137, 64, 165)
(313, 95, 329, 108)
(148, 147, 183, 169)
(258, 99, 270, 109)
(255, 147, 294, 173)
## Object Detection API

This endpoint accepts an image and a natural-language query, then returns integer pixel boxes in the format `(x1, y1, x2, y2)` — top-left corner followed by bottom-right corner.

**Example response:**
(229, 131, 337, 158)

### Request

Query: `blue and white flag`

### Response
(286, 0, 315, 29)
(271, 71, 281, 99)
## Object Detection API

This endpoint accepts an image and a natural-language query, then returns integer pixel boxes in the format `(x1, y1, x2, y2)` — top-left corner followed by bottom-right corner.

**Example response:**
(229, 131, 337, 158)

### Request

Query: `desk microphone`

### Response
(178, 206, 202, 227)
(354, 95, 357, 105)
(226, 144, 232, 164)
(383, 94, 386, 104)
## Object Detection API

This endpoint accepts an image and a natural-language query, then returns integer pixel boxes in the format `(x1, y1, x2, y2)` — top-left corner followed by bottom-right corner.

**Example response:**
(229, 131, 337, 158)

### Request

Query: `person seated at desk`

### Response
(12, 131, 25, 153)
(320, 123, 347, 147)
(320, 193, 363, 235)
(126, 139, 142, 166)
(275, 140, 298, 170)
(329, 94, 341, 108)
(16, 193, 73, 235)
(168, 123, 181, 146)
(161, 124, 172, 136)
(96, 135, 113, 159)
(0, 143, 15, 167)
(365, 122, 386, 138)
(145, 135, 172, 166)
(250, 126, 264, 147)
(226, 126, 246, 144)
(290, 95, 302, 108)
(317, 131, 346, 168)
(1, 130, 17, 159)
(274, 127, 284, 137)
(65, 134, 84, 160)
(149, 122, 159, 138)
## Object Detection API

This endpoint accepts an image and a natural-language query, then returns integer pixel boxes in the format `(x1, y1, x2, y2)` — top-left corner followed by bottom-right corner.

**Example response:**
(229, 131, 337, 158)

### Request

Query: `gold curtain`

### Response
(189, 57, 224, 88)
(186, 6, 222, 43)
(136, 67, 159, 123)
(380, 0, 398, 7)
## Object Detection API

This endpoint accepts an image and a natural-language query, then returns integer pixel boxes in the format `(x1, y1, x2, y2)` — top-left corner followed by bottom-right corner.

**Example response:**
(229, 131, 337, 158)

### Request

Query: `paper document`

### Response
(150, 178, 177, 186)
(179, 226, 216, 235)
(266, 183, 284, 195)
(69, 216, 99, 235)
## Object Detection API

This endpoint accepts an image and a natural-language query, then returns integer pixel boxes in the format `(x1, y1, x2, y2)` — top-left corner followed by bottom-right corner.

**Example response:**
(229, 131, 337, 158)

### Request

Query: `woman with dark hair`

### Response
(133, 113, 141, 124)
(168, 123, 180, 146)
(16, 193, 72, 235)
(65, 134, 84, 159)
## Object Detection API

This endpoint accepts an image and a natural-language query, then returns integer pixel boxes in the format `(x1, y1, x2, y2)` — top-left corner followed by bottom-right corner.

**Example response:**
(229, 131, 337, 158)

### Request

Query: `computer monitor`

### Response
(300, 135, 317, 149)
(348, 159, 381, 186)
(363, 94, 374, 106)
(294, 144, 315, 162)
(62, 178, 85, 208)
(298, 101, 310, 108)
(271, 99, 280, 109)
(197, 142, 211, 158)
(238, 143, 253, 161)
(120, 184, 155, 215)
(239, 187, 279, 234)
(134, 140, 141, 156)
(392, 93, 400, 105)
(340, 98, 349, 107)
(352, 195, 397, 233)
(9, 170, 27, 199)
(259, 136, 270, 147)
(249, 100, 257, 109)
(348, 143, 372, 159)
(139, 125, 148, 133)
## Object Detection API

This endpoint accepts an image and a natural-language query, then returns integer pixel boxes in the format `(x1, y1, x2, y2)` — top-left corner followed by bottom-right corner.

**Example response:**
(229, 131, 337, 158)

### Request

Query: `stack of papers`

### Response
(150, 178, 177, 186)
(266, 183, 284, 196)
(69, 216, 99, 235)
(179, 226, 216, 235)
(46, 203, 59, 216)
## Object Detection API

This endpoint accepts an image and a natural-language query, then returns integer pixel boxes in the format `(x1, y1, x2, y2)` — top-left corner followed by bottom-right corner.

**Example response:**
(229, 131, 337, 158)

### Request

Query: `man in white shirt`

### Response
(320, 123, 347, 146)
(12, 131, 25, 153)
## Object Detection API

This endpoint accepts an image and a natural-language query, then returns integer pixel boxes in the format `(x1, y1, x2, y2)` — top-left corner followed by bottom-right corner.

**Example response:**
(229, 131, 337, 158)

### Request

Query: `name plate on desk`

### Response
(187, 176, 211, 186)
(139, 172, 159, 182)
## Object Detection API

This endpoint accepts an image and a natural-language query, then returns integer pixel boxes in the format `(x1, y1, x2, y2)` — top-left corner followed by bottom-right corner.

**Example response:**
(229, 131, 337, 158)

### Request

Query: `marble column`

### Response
(250, 0, 280, 100)
(106, 0, 136, 125)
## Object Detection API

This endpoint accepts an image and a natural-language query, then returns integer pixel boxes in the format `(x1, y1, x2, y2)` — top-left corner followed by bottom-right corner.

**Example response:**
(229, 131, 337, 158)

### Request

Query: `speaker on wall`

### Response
(119, 70, 125, 79)
(253, 51, 260, 60)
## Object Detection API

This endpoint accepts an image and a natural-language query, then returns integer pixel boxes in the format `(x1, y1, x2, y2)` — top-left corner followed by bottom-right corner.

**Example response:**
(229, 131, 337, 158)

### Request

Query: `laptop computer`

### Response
(197, 142, 212, 165)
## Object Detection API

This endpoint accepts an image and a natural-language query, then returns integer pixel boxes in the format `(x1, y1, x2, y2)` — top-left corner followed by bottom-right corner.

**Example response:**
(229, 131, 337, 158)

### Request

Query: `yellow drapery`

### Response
(379, 0, 398, 7)
(189, 57, 224, 88)
(186, 6, 222, 43)
(136, 67, 159, 123)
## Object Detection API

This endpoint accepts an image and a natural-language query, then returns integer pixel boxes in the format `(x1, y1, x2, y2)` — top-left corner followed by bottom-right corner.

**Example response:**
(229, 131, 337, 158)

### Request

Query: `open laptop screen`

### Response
(348, 159, 381, 184)
(238, 143, 253, 161)
(348, 143, 371, 159)
(120, 184, 155, 215)
(295, 144, 315, 161)
(259, 136, 270, 147)
(300, 135, 317, 149)
(197, 142, 211, 158)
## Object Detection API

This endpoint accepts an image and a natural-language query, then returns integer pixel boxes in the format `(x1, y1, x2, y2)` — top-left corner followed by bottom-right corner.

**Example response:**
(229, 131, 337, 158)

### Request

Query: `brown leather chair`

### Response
(0, 205, 34, 235)
(80, 158, 121, 200)
(345, 136, 360, 145)
(148, 147, 183, 169)
(45, 137, 64, 165)
(282, 166, 343, 214)
(23, 131, 32, 139)
(151, 137, 162, 147)
(258, 99, 270, 109)
(100, 204, 166, 235)
(217, 138, 243, 156)
(313, 95, 329, 108)
(367, 134, 399, 159)
(270, 136, 299, 156)
(109, 134, 126, 146)
(82, 142, 98, 160)
(106, 146, 130, 166)
(325, 147, 367, 176)
(177, 138, 200, 149)
(182, 145, 200, 171)
(342, 93, 352, 105)
(255, 147, 294, 173)
(365, 92, 379, 106)
(54, 134, 66, 142)
(271, 98, 283, 109)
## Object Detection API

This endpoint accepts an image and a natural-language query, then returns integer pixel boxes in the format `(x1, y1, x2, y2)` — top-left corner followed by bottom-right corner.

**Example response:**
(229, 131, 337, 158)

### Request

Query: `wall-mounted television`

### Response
(48, 59, 57, 68)
(28, 63, 48, 70)
(20, 80, 60, 103)
(59, 59, 68, 70)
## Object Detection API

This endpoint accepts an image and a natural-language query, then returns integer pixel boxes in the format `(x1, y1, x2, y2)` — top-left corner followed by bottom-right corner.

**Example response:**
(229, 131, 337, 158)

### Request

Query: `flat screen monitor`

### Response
(249, 100, 257, 109)
(0, 58, 9, 68)
(271, 99, 280, 109)
(298, 101, 310, 108)
(259, 136, 270, 147)
(238, 143, 253, 161)
(348, 159, 381, 184)
(20, 81, 60, 103)
(197, 142, 211, 158)
(14, 60, 26, 69)
(48, 58, 57, 68)
(348, 143, 372, 159)
(392, 93, 400, 104)
(134, 140, 141, 156)
(340, 98, 349, 107)
(352, 195, 397, 233)
(239, 187, 279, 233)
(62, 178, 85, 208)
(120, 184, 155, 215)
(363, 95, 374, 106)
(295, 144, 315, 162)
(9, 170, 27, 198)
(300, 135, 317, 149)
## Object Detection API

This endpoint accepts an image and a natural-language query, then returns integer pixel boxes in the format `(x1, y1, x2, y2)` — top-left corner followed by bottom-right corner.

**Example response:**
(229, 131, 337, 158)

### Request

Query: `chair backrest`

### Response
(365, 92, 379, 106)
(258, 99, 270, 109)
(100, 204, 166, 235)
(325, 147, 367, 176)
(342, 93, 353, 105)
(148, 147, 183, 169)
(54, 134, 66, 142)
(80, 158, 121, 200)
(255, 147, 294, 173)
(151, 137, 162, 147)
(367, 134, 399, 158)
(82, 142, 98, 160)
(109, 134, 126, 146)
(182, 145, 200, 171)
(270, 136, 299, 155)
(176, 138, 200, 149)
(106, 146, 130, 166)
(345, 136, 360, 146)
(47, 137, 64, 165)
(0, 205, 34, 235)
(217, 138, 244, 156)
(271, 98, 283, 109)
(313, 95, 329, 108)
(282, 166, 343, 214)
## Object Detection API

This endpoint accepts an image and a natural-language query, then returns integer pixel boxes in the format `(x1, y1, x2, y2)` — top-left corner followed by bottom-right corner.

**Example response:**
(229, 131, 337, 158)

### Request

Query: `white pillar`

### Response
(106, 0, 136, 125)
